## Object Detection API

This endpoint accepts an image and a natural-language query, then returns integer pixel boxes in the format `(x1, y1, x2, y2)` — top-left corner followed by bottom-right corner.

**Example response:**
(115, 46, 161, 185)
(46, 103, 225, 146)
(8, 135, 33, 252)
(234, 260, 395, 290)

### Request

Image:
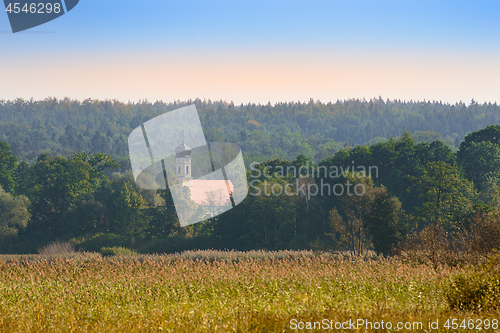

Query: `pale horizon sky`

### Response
(1, 0, 499, 105)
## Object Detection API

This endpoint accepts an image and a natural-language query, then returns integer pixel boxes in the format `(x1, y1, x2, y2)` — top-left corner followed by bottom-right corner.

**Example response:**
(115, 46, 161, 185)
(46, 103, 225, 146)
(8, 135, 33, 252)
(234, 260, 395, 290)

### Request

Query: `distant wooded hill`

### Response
(1, 97, 498, 166)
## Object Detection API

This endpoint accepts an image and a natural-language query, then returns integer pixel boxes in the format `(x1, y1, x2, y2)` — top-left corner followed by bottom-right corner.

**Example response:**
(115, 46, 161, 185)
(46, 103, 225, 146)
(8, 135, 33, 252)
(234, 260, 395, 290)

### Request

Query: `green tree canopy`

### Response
(458, 141, 500, 190)
(0, 185, 30, 243)
(411, 161, 476, 230)
(364, 190, 403, 255)
(0, 141, 18, 194)
(22, 153, 119, 238)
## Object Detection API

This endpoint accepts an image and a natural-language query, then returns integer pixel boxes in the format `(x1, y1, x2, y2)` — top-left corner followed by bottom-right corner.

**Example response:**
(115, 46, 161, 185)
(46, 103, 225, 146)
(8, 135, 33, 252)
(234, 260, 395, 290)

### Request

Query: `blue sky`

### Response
(1, 0, 499, 104)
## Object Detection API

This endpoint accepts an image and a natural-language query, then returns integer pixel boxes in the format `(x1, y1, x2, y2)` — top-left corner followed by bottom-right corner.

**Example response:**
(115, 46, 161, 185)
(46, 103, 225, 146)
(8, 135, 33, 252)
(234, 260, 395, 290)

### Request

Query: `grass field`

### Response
(0, 250, 498, 332)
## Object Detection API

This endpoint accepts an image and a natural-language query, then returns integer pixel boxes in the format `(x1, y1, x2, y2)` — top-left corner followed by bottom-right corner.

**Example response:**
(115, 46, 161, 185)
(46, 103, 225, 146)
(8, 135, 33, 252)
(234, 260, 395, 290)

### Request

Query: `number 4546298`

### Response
(5, 3, 61, 14)
(444, 318, 498, 330)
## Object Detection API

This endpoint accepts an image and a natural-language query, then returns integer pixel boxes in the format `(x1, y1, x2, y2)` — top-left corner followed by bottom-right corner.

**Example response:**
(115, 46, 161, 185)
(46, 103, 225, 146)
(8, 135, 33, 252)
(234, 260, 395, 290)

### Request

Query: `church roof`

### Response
(175, 140, 191, 156)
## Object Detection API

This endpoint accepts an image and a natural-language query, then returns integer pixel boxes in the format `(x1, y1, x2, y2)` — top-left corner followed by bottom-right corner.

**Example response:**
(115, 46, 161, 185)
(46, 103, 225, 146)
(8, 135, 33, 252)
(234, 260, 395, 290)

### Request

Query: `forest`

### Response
(1, 97, 499, 165)
(1, 97, 500, 261)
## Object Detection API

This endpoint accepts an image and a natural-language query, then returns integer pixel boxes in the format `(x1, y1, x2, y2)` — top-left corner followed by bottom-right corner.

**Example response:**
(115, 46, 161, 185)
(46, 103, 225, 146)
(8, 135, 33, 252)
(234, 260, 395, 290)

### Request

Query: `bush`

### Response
(138, 235, 211, 254)
(38, 242, 75, 256)
(395, 208, 500, 267)
(394, 225, 465, 267)
(74, 233, 142, 252)
(100, 246, 138, 257)
(445, 253, 500, 311)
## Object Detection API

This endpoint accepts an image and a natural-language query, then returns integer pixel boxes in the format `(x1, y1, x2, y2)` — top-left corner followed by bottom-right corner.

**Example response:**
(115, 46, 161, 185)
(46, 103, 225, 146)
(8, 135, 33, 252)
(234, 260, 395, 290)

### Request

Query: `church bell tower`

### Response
(174, 135, 193, 187)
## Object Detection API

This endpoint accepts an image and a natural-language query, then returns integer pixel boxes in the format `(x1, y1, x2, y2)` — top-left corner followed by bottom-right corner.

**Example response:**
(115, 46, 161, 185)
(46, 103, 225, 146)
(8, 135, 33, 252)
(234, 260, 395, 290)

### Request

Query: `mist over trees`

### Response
(1, 97, 499, 166)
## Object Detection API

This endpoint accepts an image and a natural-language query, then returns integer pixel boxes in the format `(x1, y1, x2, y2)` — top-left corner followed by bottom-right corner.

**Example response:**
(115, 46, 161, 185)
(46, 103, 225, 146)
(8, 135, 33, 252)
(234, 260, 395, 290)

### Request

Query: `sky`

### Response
(1, 0, 499, 105)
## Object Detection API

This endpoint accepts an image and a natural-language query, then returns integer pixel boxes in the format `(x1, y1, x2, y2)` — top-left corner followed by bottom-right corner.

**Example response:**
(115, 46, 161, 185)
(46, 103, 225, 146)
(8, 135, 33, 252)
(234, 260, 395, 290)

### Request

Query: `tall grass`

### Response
(0, 251, 497, 332)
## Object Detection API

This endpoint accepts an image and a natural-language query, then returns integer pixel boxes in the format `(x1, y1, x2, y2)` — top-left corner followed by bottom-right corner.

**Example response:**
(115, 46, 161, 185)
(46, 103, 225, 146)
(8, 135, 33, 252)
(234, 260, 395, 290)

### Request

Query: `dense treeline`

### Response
(2, 97, 500, 165)
(2, 98, 500, 257)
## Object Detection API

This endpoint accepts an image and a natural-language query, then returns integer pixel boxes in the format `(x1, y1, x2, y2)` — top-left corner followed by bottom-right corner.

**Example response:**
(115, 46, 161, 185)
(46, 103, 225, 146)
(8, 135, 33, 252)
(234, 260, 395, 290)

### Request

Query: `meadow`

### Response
(0, 250, 497, 332)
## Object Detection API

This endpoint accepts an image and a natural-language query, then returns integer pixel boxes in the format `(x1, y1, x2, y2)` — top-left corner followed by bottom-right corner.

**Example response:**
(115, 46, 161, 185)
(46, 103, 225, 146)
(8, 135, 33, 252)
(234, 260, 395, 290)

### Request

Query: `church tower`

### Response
(175, 136, 193, 187)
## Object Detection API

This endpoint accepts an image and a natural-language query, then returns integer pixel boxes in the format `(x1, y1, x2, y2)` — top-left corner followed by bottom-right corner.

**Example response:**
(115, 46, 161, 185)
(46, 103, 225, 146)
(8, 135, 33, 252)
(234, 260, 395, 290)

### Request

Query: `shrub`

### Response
(445, 253, 500, 311)
(74, 233, 138, 252)
(395, 208, 500, 267)
(458, 207, 500, 254)
(394, 225, 464, 267)
(38, 242, 75, 256)
(138, 234, 210, 254)
(100, 246, 138, 257)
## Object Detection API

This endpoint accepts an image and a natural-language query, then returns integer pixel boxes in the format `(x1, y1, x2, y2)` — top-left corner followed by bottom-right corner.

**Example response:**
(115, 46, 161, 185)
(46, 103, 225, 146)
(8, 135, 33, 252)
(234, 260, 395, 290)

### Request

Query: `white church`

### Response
(174, 139, 233, 211)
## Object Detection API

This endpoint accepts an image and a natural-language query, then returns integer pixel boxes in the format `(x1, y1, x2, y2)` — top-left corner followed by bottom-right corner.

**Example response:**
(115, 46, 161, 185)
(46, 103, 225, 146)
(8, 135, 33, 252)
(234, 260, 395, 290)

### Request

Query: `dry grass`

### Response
(37, 242, 76, 256)
(0, 250, 498, 332)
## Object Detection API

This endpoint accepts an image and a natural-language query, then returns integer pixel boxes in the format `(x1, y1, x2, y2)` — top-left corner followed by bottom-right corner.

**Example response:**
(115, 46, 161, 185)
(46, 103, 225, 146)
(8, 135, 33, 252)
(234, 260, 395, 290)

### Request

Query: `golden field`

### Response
(0, 250, 497, 332)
